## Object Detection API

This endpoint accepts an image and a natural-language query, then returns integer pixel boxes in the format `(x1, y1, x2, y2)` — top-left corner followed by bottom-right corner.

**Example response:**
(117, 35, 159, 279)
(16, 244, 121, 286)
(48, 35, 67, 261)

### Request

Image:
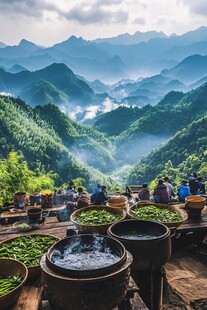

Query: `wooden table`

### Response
(0, 205, 66, 225)
(0, 218, 148, 310)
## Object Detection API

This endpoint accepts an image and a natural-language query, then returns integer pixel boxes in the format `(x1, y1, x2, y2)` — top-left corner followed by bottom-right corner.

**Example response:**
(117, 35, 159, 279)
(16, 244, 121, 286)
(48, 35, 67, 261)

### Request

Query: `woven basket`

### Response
(70, 205, 125, 234)
(127, 202, 188, 228)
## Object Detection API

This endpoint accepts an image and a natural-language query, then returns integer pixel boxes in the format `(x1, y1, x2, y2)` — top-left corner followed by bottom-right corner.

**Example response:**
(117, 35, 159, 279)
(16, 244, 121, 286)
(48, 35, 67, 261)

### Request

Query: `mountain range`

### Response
(1, 26, 207, 83)
(1, 27, 207, 191)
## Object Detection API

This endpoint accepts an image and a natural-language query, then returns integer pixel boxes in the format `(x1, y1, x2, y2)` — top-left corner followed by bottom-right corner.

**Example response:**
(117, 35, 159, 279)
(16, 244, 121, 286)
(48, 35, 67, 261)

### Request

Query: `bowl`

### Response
(0, 258, 28, 309)
(128, 202, 188, 228)
(185, 195, 206, 209)
(70, 205, 125, 234)
(107, 197, 128, 209)
(0, 234, 59, 279)
(27, 207, 43, 221)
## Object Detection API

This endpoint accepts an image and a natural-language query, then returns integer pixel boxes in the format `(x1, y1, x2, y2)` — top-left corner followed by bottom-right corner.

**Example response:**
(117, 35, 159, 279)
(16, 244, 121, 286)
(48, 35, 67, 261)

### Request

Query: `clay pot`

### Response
(27, 207, 43, 221)
(46, 234, 126, 278)
(108, 219, 171, 271)
(41, 247, 132, 310)
(185, 195, 206, 209)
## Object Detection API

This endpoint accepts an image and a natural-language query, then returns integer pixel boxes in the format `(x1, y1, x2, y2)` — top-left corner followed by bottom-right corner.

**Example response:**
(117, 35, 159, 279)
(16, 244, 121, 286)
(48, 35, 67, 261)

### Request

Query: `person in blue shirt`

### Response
(93, 185, 108, 205)
(189, 173, 199, 195)
(90, 183, 101, 203)
(197, 177, 206, 195)
(177, 179, 191, 202)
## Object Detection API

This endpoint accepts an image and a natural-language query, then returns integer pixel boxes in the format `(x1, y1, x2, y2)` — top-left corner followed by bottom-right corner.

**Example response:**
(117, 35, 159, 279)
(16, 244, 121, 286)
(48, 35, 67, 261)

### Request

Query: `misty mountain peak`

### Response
(18, 39, 39, 51)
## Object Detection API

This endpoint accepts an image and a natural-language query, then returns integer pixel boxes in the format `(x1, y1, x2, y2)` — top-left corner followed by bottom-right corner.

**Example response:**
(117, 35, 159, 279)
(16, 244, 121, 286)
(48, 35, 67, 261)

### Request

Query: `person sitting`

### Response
(67, 181, 76, 193)
(177, 179, 191, 202)
(153, 179, 170, 204)
(163, 176, 175, 201)
(76, 187, 90, 209)
(66, 187, 90, 213)
(90, 183, 101, 203)
(138, 183, 150, 201)
(93, 185, 108, 205)
(197, 177, 206, 195)
(189, 173, 199, 195)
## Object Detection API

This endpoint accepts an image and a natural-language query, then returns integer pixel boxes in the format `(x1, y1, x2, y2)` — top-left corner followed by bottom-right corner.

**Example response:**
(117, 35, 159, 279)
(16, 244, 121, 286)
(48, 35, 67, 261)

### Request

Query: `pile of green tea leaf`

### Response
(75, 209, 122, 225)
(129, 205, 182, 223)
(0, 274, 22, 296)
(0, 235, 57, 267)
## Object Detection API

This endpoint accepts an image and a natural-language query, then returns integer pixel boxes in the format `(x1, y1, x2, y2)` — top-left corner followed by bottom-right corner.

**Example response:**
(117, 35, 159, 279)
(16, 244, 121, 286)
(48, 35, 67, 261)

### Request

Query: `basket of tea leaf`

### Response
(70, 205, 125, 234)
(0, 234, 59, 279)
(0, 258, 28, 309)
(128, 202, 188, 228)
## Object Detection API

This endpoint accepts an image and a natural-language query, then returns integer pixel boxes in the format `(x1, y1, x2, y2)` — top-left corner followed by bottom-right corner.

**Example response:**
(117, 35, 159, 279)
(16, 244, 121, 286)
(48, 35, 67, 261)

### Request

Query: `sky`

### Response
(1, 0, 207, 46)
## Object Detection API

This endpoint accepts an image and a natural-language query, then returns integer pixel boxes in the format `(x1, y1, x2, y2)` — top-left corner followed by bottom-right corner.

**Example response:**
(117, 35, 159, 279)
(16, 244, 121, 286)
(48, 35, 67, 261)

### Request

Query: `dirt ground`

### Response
(162, 243, 207, 310)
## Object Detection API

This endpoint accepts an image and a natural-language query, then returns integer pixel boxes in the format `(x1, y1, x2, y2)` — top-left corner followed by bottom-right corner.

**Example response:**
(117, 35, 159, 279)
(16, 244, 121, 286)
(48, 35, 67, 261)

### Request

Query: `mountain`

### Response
(161, 54, 207, 83)
(0, 95, 115, 188)
(7, 64, 27, 73)
(91, 105, 153, 137)
(93, 83, 207, 164)
(0, 63, 97, 106)
(1, 27, 207, 83)
(0, 39, 41, 58)
(110, 73, 186, 104)
(0, 42, 6, 48)
(127, 116, 207, 185)
(93, 31, 168, 45)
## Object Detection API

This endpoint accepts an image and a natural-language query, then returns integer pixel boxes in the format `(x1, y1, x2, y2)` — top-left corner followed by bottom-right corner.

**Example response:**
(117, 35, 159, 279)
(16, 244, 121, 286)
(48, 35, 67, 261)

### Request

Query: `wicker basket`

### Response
(70, 205, 125, 234)
(127, 202, 188, 228)
(0, 258, 28, 309)
(0, 234, 59, 279)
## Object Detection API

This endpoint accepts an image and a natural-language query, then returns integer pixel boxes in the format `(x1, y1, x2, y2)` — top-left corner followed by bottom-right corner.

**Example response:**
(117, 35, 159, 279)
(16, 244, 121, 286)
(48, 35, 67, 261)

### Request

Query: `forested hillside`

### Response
(111, 84, 207, 163)
(128, 116, 207, 185)
(0, 95, 112, 189)
(0, 63, 97, 106)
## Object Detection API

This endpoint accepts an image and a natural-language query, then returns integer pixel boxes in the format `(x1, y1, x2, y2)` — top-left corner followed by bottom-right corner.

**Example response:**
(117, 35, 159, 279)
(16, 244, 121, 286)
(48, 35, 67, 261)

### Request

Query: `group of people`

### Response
(65, 182, 109, 213)
(177, 173, 206, 202)
(64, 173, 206, 212)
(138, 174, 206, 204)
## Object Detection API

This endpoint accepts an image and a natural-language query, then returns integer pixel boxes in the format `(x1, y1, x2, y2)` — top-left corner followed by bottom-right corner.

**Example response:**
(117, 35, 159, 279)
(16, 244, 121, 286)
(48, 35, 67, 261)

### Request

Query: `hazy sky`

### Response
(1, 0, 207, 46)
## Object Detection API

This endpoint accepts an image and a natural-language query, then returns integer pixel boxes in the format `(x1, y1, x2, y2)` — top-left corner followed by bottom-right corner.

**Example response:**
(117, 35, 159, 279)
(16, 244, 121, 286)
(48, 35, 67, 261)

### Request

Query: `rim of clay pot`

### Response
(46, 234, 127, 278)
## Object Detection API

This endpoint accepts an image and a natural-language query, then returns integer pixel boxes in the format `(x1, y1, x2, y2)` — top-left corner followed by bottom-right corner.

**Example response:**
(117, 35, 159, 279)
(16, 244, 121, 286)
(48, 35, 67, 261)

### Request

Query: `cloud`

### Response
(132, 17, 146, 25)
(0, 0, 59, 18)
(180, 0, 207, 16)
(0, 0, 128, 25)
(63, 2, 129, 25)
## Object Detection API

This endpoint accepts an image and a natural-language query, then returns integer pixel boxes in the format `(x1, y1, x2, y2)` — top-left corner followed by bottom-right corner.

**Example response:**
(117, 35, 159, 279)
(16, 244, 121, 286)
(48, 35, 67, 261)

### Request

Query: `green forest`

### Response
(0, 80, 207, 206)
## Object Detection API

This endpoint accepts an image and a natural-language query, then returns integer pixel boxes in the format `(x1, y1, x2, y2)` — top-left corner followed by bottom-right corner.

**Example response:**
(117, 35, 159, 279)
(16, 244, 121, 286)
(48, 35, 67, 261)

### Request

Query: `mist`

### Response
(60, 97, 130, 122)
(115, 134, 170, 165)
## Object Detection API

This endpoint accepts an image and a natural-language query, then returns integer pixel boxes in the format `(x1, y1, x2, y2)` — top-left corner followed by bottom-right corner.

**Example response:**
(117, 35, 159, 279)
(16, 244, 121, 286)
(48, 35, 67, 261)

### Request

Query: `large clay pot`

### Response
(41, 234, 133, 310)
(108, 219, 171, 271)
